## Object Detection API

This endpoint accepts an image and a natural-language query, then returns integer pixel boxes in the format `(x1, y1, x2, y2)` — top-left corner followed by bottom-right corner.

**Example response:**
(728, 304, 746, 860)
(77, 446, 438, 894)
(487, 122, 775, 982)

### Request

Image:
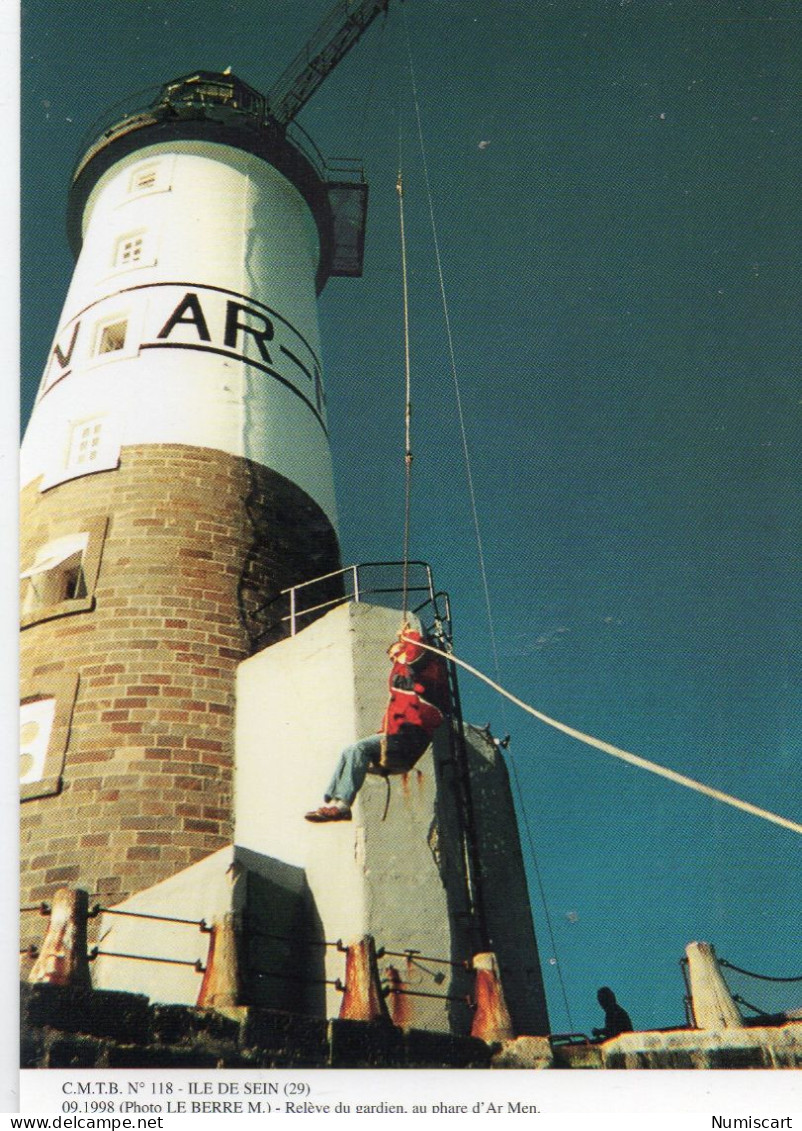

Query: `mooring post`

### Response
(196, 912, 241, 1010)
(383, 964, 412, 1027)
(471, 951, 515, 1043)
(28, 888, 91, 988)
(685, 940, 744, 1029)
(339, 935, 391, 1023)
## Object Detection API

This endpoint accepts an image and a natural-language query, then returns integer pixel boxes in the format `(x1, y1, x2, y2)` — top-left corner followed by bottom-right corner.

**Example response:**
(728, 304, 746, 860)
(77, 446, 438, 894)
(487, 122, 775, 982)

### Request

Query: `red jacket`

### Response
(382, 632, 447, 738)
(382, 685, 444, 738)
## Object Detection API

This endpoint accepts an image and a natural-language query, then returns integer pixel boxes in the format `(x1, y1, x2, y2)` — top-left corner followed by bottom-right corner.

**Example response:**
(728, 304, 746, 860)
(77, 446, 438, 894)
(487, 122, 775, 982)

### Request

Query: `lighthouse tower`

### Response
(21, 67, 550, 1040)
(19, 72, 349, 909)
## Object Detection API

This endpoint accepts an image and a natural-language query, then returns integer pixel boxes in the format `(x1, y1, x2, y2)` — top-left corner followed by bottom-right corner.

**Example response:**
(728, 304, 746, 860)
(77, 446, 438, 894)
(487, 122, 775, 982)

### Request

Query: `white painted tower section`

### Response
(21, 140, 337, 525)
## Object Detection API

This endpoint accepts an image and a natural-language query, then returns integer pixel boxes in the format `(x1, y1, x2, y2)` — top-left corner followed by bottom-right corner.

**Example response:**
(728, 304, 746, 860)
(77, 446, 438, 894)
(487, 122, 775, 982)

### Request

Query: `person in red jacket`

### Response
(305, 625, 447, 823)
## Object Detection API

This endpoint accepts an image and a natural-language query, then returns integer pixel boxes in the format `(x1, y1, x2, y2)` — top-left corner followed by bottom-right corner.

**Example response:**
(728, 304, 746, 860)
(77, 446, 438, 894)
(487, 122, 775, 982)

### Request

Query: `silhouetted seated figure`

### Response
(592, 986, 633, 1040)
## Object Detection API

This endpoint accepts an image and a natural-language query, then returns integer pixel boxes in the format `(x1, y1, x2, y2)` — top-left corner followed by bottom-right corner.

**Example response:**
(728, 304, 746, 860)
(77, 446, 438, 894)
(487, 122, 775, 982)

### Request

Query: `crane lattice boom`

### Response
(266, 0, 391, 127)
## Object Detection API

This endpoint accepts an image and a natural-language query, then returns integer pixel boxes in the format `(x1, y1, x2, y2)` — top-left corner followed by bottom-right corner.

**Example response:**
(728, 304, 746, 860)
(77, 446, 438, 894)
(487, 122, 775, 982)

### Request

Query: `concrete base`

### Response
(21, 984, 493, 1070)
(91, 600, 549, 1037)
(234, 602, 475, 1032)
(91, 844, 316, 1012)
(491, 1036, 554, 1069)
(601, 1024, 802, 1069)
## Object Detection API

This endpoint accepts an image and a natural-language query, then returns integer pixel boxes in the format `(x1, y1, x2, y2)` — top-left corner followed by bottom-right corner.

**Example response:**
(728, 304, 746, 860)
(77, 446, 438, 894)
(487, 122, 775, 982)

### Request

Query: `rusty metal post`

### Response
(28, 888, 91, 988)
(197, 912, 241, 1010)
(685, 941, 744, 1029)
(383, 964, 412, 1028)
(339, 935, 391, 1023)
(471, 951, 515, 1043)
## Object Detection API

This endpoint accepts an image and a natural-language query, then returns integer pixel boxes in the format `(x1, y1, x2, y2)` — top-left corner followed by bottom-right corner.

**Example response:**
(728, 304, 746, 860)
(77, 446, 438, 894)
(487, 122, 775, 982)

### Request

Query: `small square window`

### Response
(68, 420, 104, 468)
(97, 319, 127, 355)
(40, 418, 120, 490)
(115, 233, 145, 267)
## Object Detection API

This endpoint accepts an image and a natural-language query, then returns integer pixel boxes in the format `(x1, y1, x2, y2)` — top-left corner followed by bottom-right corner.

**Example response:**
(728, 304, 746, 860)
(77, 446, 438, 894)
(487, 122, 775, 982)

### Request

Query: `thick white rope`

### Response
(403, 637, 802, 837)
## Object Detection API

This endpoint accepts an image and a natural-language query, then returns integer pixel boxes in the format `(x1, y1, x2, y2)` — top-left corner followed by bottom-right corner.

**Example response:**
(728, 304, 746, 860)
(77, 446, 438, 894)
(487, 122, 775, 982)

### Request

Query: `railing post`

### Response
(197, 912, 241, 1010)
(28, 888, 91, 988)
(338, 935, 391, 1023)
(352, 564, 360, 604)
(470, 951, 515, 1043)
(289, 586, 296, 636)
(382, 964, 412, 1028)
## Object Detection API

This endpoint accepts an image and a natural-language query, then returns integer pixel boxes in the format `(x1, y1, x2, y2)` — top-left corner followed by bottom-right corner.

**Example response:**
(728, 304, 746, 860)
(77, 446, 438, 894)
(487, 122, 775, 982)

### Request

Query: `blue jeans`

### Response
(324, 729, 430, 806)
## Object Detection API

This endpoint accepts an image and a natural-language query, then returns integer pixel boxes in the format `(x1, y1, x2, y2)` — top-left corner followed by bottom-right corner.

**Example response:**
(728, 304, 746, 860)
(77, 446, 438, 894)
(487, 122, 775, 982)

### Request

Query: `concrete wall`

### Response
(234, 602, 475, 1032)
(86, 601, 548, 1039)
(90, 844, 316, 1012)
(91, 847, 239, 1005)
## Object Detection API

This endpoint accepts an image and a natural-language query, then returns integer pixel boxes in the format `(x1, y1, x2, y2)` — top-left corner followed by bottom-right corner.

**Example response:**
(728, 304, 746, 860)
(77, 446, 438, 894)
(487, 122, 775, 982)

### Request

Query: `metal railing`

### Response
(22, 892, 483, 1015)
(276, 560, 451, 637)
(69, 76, 363, 194)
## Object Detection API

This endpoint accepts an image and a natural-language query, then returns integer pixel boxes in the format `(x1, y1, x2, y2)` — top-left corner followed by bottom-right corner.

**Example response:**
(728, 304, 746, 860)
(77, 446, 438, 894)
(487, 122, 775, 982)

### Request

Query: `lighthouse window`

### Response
(69, 420, 103, 467)
(131, 166, 158, 192)
(126, 156, 173, 199)
(89, 307, 140, 369)
(20, 674, 79, 802)
(40, 417, 121, 490)
(115, 232, 145, 268)
(20, 516, 109, 630)
(96, 319, 128, 355)
(20, 532, 89, 617)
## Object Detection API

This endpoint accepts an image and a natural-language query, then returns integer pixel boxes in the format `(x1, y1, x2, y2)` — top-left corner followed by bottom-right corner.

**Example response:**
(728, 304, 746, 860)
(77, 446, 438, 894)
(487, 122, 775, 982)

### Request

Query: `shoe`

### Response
(304, 804, 352, 823)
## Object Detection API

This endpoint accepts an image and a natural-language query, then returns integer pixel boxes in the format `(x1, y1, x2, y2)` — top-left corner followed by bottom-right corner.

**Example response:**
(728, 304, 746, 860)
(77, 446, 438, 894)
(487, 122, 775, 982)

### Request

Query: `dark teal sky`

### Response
(21, 0, 801, 1034)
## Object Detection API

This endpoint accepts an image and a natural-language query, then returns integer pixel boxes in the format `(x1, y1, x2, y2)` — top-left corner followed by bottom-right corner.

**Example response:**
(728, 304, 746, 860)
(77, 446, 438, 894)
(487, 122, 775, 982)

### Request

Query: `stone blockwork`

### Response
(20, 445, 341, 916)
(23, 984, 800, 1070)
(20, 984, 494, 1070)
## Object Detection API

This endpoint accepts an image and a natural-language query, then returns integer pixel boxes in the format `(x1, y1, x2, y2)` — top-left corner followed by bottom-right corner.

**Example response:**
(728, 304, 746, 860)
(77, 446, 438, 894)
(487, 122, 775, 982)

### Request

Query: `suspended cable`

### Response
(400, 7, 575, 1030)
(400, 9, 498, 675)
(403, 636, 802, 838)
(719, 960, 802, 984)
(396, 155, 413, 619)
(374, 125, 415, 800)
(732, 994, 776, 1018)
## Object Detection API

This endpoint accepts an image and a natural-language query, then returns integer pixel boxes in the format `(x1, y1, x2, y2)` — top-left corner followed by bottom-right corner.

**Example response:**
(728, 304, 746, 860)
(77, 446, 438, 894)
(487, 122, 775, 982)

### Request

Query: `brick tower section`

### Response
(19, 444, 341, 912)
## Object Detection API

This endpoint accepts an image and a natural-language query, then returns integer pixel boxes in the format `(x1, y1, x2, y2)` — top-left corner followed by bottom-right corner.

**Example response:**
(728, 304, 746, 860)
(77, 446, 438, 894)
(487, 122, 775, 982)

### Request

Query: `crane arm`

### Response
(266, 0, 391, 127)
